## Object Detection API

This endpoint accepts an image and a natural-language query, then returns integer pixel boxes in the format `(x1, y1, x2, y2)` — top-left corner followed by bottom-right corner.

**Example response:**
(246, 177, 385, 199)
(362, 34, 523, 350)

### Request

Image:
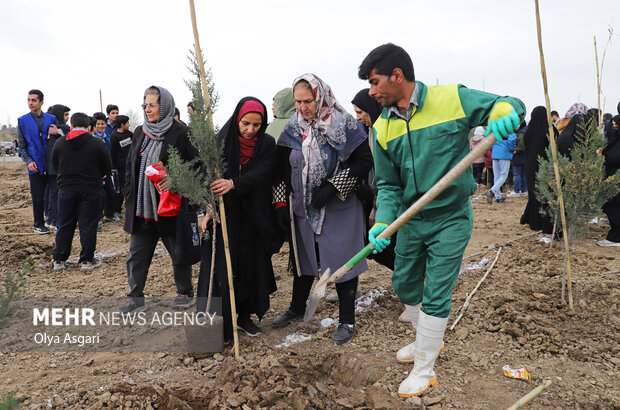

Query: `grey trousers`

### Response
(126, 220, 193, 298)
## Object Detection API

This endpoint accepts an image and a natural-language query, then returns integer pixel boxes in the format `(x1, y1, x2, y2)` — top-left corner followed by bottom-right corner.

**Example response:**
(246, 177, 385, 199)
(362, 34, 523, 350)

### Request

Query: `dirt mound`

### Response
(1, 161, 619, 409)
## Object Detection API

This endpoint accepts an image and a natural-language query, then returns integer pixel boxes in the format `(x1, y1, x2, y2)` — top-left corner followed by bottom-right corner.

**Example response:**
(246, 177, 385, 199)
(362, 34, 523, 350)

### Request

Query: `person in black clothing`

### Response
(596, 115, 620, 246)
(520, 106, 555, 234)
(51, 112, 111, 272)
(197, 97, 281, 339)
(44, 104, 71, 229)
(110, 115, 132, 219)
(119, 85, 198, 314)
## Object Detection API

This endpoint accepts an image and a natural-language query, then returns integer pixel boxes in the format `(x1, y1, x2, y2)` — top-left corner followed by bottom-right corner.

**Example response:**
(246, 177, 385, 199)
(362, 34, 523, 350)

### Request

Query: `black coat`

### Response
(123, 121, 198, 235)
(197, 97, 279, 340)
(520, 106, 556, 234)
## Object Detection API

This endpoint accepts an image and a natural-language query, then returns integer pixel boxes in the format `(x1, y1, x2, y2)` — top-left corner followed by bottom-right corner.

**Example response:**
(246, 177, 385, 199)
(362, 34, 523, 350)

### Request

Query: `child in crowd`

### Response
(94, 112, 117, 222)
(470, 126, 486, 187)
(110, 115, 132, 219)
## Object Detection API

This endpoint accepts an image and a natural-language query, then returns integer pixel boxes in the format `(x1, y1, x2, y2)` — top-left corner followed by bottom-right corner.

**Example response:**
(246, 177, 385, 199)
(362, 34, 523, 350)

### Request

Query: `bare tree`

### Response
(126, 109, 143, 132)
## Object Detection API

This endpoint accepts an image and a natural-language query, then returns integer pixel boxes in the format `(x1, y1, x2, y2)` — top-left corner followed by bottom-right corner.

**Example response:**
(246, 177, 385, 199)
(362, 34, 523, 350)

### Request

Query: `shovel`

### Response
(303, 131, 499, 322)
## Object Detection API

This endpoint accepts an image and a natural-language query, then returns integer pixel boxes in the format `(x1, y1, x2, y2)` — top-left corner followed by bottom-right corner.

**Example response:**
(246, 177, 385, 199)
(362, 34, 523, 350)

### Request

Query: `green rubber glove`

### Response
(368, 223, 391, 254)
(484, 101, 520, 141)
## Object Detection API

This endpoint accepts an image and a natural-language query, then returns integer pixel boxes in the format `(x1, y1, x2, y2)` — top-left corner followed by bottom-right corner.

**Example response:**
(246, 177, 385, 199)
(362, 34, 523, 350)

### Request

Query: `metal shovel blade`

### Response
(303, 268, 330, 322)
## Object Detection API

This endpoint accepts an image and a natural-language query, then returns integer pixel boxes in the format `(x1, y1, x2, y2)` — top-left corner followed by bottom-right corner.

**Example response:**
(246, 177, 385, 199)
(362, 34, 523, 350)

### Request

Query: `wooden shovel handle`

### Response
(377, 132, 497, 240)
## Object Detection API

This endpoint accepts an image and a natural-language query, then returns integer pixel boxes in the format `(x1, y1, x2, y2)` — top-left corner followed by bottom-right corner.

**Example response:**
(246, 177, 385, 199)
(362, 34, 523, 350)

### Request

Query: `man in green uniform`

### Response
(358, 43, 525, 397)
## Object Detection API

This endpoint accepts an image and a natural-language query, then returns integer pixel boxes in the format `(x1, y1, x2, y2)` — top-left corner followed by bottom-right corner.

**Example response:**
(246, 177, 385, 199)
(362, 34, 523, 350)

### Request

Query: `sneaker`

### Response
(332, 323, 354, 345)
(52, 260, 66, 271)
(34, 225, 50, 235)
(506, 191, 520, 198)
(485, 191, 493, 204)
(171, 294, 195, 308)
(80, 257, 102, 272)
(45, 222, 57, 230)
(521, 192, 528, 197)
(113, 212, 123, 220)
(272, 309, 302, 328)
(102, 216, 120, 223)
(597, 239, 620, 247)
(237, 316, 262, 337)
(495, 198, 506, 204)
(118, 298, 147, 314)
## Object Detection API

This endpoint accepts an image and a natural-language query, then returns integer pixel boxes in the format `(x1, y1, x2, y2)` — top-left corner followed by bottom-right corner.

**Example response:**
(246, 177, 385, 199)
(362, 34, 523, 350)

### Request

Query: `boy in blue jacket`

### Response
(487, 132, 517, 204)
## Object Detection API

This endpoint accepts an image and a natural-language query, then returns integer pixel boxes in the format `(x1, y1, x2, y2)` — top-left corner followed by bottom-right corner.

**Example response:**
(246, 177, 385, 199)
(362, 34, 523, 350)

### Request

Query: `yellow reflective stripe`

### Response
(372, 222, 388, 228)
(373, 84, 466, 150)
(410, 84, 466, 130)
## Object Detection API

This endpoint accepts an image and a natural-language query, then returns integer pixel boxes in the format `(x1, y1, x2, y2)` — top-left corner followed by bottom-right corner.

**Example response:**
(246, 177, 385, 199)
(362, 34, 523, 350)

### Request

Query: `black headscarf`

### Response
(48, 104, 70, 125)
(558, 114, 586, 158)
(603, 115, 620, 178)
(351, 88, 383, 127)
(521, 106, 556, 234)
(218, 97, 268, 180)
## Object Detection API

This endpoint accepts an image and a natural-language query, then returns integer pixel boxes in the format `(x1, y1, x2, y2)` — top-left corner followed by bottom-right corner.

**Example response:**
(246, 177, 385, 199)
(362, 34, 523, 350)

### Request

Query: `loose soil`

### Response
(0, 159, 618, 409)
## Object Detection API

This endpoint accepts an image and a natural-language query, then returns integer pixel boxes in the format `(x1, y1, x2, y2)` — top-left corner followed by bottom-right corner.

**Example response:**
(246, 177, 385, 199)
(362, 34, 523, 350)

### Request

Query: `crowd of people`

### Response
(15, 42, 620, 398)
(479, 101, 620, 247)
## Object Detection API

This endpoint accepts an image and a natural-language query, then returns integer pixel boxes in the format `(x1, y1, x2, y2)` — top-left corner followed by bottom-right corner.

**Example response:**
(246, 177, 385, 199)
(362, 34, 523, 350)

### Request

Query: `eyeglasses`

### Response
(141, 103, 159, 110)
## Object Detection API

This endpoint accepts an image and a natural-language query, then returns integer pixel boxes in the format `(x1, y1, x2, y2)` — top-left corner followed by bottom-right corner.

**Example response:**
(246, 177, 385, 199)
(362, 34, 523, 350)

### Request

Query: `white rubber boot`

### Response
(398, 311, 448, 397)
(396, 304, 419, 363)
(396, 304, 444, 363)
(398, 303, 420, 323)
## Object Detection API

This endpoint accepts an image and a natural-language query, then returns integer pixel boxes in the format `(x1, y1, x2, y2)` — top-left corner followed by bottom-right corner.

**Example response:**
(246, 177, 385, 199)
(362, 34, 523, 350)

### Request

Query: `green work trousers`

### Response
(392, 199, 473, 318)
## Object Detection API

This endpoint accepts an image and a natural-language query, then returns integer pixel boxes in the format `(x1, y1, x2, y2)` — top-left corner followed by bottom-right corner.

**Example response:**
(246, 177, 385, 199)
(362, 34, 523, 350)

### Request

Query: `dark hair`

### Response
(358, 43, 415, 82)
(115, 115, 129, 127)
(603, 112, 613, 122)
(174, 107, 180, 118)
(106, 104, 119, 114)
(551, 110, 559, 117)
(70, 112, 90, 128)
(93, 112, 106, 122)
(187, 102, 194, 109)
(89, 116, 96, 130)
(28, 89, 44, 102)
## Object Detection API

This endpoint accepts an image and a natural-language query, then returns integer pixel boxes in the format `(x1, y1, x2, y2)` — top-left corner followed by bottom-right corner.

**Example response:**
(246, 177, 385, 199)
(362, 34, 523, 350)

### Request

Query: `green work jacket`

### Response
(373, 81, 525, 225)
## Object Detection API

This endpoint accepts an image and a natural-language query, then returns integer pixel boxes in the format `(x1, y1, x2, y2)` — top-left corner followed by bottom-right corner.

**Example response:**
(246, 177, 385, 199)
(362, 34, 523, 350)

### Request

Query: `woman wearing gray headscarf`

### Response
(119, 85, 199, 314)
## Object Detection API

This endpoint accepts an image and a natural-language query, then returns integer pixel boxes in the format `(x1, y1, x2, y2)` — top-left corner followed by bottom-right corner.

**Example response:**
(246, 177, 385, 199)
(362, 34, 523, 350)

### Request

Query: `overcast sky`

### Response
(1, 0, 618, 129)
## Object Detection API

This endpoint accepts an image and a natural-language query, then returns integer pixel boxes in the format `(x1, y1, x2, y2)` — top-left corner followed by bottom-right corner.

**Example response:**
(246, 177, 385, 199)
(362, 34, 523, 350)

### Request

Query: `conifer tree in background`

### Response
(536, 120, 620, 240)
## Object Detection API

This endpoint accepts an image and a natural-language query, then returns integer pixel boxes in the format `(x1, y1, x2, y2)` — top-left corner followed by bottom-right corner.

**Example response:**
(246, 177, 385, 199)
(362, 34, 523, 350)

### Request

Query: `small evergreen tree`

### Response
(166, 48, 225, 215)
(536, 119, 620, 240)
(0, 259, 33, 329)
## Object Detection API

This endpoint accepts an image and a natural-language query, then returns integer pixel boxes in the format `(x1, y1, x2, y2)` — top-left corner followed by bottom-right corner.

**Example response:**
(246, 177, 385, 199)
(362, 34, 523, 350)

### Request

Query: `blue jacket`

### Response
(17, 112, 57, 175)
(491, 133, 517, 160)
(103, 120, 116, 151)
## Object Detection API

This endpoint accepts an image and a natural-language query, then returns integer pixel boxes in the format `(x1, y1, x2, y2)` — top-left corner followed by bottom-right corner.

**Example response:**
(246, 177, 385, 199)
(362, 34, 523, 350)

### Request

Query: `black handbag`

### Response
(174, 201, 201, 265)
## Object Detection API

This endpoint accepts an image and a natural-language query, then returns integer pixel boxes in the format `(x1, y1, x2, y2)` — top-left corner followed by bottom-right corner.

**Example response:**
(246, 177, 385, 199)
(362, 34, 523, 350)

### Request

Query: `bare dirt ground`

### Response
(0, 159, 619, 409)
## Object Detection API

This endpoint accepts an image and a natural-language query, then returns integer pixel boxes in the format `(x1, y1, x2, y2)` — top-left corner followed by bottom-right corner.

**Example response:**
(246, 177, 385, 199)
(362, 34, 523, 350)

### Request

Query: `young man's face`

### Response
(27, 94, 43, 113)
(63, 111, 70, 124)
(122, 122, 131, 131)
(367, 69, 399, 107)
(552, 114, 559, 122)
(95, 119, 106, 134)
(108, 110, 119, 124)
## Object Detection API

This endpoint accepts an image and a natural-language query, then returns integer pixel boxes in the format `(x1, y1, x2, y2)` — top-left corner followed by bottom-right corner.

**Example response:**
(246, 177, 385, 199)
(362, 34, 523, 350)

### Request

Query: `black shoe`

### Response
(332, 324, 354, 345)
(272, 309, 301, 328)
(495, 198, 505, 204)
(118, 297, 147, 314)
(237, 317, 262, 337)
(274, 274, 281, 281)
(485, 190, 493, 204)
(34, 225, 50, 234)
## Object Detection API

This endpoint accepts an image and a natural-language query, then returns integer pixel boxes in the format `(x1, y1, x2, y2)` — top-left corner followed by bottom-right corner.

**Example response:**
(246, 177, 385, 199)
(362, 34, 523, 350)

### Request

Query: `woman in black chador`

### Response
(520, 106, 556, 234)
(197, 97, 280, 339)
